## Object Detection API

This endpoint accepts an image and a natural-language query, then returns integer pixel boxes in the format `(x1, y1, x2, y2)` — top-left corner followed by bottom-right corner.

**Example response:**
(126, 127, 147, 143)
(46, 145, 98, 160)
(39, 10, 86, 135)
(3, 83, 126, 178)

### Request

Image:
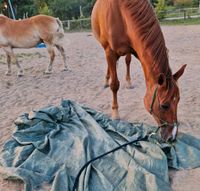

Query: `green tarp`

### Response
(0, 100, 200, 191)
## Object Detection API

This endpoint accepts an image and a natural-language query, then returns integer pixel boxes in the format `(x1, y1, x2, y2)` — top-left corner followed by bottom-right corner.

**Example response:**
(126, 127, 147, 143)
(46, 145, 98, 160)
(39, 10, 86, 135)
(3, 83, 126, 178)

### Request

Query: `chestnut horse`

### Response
(92, 0, 186, 141)
(0, 14, 67, 76)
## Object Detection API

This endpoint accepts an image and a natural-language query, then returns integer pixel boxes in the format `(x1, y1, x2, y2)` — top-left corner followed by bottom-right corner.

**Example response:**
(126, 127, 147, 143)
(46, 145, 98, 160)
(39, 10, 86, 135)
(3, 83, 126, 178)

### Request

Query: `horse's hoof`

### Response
(44, 71, 52, 75)
(5, 71, 12, 76)
(17, 72, 24, 77)
(112, 115, 120, 120)
(126, 84, 134, 89)
(126, 81, 134, 89)
(62, 67, 68, 71)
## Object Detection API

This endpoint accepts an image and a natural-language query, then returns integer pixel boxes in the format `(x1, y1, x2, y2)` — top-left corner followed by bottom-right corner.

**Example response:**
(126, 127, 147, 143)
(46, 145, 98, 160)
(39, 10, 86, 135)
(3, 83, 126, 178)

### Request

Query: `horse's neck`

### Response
(139, 52, 171, 90)
(129, 27, 171, 89)
(120, 0, 171, 89)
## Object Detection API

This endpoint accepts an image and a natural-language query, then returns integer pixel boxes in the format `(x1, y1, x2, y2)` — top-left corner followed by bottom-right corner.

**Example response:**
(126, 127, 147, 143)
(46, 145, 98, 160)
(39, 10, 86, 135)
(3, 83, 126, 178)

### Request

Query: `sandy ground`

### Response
(0, 25, 200, 190)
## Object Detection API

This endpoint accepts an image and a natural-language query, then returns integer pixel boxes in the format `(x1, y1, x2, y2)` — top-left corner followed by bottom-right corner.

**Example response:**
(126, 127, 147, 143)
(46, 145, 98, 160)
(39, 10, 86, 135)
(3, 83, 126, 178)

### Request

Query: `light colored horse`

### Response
(0, 14, 67, 76)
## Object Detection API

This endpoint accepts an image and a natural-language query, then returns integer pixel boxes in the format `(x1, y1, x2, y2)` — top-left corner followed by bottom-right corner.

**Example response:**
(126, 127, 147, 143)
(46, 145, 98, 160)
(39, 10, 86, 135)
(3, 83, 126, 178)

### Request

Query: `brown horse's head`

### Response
(144, 65, 186, 142)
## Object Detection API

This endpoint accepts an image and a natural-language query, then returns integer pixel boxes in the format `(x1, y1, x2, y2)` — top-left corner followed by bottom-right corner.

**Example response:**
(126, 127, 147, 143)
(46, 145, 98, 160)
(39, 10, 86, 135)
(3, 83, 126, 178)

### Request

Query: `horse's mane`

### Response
(122, 0, 172, 78)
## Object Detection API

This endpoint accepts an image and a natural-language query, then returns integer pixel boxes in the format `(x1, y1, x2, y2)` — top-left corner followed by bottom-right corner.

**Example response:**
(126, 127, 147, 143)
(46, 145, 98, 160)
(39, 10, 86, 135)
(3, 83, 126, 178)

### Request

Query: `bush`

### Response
(38, 3, 52, 15)
(174, 0, 193, 7)
(155, 0, 166, 20)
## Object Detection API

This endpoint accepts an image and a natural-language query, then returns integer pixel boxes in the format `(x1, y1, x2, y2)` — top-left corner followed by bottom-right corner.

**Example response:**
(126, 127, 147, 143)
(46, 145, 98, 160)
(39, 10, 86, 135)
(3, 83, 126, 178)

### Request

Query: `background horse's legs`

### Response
(105, 47, 120, 119)
(45, 44, 55, 74)
(125, 53, 133, 89)
(55, 45, 67, 71)
(5, 52, 11, 76)
(3, 47, 24, 76)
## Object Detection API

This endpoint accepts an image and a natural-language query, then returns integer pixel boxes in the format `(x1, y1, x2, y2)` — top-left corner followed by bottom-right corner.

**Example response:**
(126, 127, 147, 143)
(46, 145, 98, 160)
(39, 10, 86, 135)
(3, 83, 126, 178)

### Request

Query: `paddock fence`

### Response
(162, 7, 200, 20)
(62, 7, 200, 31)
(62, 18, 91, 31)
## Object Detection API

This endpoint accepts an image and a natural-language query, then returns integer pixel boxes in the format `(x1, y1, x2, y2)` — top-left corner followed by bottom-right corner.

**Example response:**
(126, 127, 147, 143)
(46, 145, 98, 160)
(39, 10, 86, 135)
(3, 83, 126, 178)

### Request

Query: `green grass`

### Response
(160, 17, 200, 25)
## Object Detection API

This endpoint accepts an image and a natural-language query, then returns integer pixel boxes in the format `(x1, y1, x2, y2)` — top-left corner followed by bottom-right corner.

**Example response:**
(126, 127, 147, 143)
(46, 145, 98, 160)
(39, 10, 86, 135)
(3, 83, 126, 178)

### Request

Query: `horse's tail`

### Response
(56, 18, 64, 34)
(52, 18, 65, 43)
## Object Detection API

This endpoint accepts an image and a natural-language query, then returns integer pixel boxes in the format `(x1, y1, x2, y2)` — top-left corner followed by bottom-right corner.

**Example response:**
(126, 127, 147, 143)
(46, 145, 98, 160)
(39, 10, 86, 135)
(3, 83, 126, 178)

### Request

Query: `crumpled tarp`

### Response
(1, 100, 200, 191)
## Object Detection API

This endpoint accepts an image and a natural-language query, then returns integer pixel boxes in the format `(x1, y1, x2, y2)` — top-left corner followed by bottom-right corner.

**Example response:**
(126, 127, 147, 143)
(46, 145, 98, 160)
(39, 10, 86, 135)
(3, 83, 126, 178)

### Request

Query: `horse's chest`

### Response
(109, 39, 131, 56)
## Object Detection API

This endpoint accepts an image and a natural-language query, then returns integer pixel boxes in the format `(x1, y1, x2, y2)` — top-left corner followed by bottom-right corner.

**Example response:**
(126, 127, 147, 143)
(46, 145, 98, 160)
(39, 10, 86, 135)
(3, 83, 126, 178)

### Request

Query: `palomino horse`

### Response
(92, 0, 186, 142)
(0, 14, 67, 76)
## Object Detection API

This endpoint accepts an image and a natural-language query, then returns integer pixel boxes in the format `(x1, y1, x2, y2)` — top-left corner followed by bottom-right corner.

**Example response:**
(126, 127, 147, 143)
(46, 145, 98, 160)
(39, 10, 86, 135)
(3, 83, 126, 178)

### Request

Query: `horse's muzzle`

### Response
(160, 123, 178, 142)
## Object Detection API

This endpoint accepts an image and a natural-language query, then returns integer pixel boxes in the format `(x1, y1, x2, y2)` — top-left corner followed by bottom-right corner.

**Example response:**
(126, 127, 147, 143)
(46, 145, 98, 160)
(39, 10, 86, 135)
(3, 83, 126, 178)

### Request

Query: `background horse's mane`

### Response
(122, 0, 172, 78)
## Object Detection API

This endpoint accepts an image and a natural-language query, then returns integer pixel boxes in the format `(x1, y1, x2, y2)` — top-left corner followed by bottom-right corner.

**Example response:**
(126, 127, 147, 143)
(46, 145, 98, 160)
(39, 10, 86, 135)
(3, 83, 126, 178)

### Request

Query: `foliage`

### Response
(155, 0, 167, 19)
(12, 0, 37, 19)
(38, 3, 52, 15)
(165, 0, 174, 5)
(50, 0, 80, 20)
(192, 0, 199, 6)
(0, 0, 199, 21)
(174, 0, 193, 7)
(82, 0, 96, 17)
(49, 0, 95, 20)
(33, 0, 52, 15)
(0, 0, 97, 20)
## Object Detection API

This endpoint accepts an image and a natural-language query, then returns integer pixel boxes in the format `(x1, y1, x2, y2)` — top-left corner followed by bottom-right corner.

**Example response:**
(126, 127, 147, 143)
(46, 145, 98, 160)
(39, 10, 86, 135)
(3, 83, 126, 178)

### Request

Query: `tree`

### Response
(82, 0, 96, 17)
(0, 0, 100, 20)
(9, 0, 37, 19)
(50, 0, 81, 20)
(49, 0, 95, 20)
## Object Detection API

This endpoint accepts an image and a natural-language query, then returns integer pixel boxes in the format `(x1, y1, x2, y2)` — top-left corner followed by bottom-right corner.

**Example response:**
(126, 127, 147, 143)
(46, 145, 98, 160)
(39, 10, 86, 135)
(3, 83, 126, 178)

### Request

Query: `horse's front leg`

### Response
(125, 53, 133, 89)
(45, 44, 55, 74)
(105, 48, 120, 119)
(15, 57, 24, 77)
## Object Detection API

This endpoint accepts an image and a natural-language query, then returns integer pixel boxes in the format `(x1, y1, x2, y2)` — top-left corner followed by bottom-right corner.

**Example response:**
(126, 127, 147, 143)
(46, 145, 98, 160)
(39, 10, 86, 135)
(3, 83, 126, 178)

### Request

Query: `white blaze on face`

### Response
(172, 123, 178, 140)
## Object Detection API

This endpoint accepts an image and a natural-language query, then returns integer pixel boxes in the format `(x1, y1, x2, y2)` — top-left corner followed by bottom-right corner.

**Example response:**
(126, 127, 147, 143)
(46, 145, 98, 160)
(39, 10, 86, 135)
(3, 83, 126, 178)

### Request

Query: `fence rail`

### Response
(62, 7, 200, 31)
(162, 7, 200, 20)
(62, 18, 91, 31)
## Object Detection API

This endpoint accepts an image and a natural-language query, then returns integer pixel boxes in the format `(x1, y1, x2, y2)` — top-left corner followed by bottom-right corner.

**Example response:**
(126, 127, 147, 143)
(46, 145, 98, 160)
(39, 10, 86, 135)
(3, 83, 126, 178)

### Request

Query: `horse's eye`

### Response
(160, 103, 170, 110)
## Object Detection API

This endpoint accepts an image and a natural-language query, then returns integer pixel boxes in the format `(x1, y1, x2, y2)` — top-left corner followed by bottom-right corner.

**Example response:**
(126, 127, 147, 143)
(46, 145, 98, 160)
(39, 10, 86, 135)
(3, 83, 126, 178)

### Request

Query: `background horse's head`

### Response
(144, 65, 187, 142)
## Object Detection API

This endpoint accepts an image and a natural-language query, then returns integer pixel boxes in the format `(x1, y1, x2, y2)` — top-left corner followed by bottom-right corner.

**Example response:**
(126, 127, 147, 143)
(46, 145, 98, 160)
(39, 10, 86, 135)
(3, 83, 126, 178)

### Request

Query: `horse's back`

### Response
(92, 0, 130, 55)
(0, 15, 7, 25)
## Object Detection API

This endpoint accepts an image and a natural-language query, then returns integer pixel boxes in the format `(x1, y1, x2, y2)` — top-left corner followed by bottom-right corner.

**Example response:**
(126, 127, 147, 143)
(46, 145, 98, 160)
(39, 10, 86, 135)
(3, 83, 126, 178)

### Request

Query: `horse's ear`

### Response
(158, 73, 166, 86)
(173, 64, 187, 81)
